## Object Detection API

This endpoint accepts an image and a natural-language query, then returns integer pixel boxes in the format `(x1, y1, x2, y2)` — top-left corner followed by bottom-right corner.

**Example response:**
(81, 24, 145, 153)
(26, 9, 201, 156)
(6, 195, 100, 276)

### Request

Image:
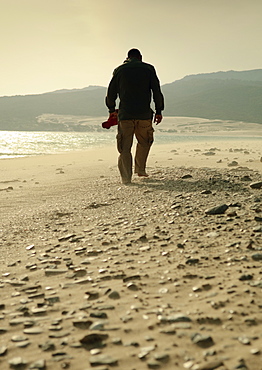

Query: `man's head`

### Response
(127, 48, 142, 61)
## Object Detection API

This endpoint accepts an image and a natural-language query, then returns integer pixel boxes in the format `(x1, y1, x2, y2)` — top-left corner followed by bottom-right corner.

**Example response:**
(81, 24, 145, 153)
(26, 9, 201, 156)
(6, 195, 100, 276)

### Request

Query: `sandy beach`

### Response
(0, 136, 262, 370)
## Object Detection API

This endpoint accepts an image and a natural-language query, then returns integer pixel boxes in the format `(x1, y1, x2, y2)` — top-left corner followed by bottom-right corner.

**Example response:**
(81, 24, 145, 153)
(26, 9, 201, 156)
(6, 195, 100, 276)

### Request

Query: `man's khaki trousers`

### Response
(116, 119, 154, 183)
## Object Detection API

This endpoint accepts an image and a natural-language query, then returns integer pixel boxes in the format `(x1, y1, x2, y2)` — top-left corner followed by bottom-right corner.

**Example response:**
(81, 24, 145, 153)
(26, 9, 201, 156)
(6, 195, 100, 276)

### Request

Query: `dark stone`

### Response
(58, 234, 76, 242)
(205, 204, 228, 215)
(241, 176, 252, 182)
(186, 258, 200, 265)
(108, 291, 120, 299)
(90, 311, 108, 319)
(239, 274, 253, 281)
(123, 275, 141, 282)
(39, 341, 56, 352)
(167, 315, 192, 323)
(80, 333, 109, 350)
(201, 190, 212, 194)
(191, 333, 215, 348)
(252, 253, 262, 261)
(73, 320, 92, 329)
(250, 181, 262, 189)
(197, 317, 222, 325)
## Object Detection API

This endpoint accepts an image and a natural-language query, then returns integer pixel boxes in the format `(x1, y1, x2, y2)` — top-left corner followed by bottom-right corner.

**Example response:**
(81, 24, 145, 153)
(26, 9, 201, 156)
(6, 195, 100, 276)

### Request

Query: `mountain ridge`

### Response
(181, 68, 262, 82)
(1, 69, 262, 131)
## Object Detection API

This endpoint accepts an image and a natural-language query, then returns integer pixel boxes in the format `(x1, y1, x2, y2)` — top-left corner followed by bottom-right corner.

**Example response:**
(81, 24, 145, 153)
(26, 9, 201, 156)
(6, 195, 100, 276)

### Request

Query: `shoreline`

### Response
(0, 138, 261, 189)
(1, 116, 262, 160)
(0, 133, 262, 160)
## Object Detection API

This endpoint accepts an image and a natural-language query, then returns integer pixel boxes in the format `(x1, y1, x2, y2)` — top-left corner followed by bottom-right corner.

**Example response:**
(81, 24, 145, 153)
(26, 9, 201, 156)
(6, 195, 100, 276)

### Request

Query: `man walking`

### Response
(105, 48, 164, 184)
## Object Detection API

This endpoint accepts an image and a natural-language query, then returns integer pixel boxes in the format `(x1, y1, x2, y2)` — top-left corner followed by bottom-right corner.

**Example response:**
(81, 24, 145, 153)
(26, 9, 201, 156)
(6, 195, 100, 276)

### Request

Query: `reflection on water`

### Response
(0, 131, 116, 158)
(0, 129, 261, 159)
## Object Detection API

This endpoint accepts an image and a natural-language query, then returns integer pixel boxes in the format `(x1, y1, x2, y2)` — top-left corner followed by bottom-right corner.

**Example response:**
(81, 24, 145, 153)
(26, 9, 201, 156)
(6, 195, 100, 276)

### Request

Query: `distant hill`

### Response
(182, 69, 262, 82)
(0, 86, 108, 131)
(0, 69, 262, 131)
(162, 73, 262, 123)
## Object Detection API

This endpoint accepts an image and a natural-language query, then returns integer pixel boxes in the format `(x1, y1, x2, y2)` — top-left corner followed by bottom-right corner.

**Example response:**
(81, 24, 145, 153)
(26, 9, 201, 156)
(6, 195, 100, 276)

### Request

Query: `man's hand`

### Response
(154, 114, 162, 125)
(109, 111, 118, 119)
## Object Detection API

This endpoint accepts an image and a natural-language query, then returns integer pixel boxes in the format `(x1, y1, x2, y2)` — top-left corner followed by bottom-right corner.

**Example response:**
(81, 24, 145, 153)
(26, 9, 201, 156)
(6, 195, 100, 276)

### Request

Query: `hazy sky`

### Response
(1, 0, 262, 96)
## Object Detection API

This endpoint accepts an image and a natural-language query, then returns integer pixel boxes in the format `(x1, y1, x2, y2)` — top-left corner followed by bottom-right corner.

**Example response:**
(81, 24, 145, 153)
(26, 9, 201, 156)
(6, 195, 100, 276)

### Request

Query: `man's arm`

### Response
(105, 75, 118, 113)
(150, 67, 164, 124)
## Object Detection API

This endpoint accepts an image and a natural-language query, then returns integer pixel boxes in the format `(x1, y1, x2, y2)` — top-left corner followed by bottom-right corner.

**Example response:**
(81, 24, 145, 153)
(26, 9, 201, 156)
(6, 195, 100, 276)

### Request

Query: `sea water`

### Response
(0, 130, 117, 159)
(0, 126, 261, 159)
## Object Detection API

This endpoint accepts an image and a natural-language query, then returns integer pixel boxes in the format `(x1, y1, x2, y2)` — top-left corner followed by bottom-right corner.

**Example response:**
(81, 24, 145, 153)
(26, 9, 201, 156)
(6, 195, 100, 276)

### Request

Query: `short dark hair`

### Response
(127, 48, 142, 59)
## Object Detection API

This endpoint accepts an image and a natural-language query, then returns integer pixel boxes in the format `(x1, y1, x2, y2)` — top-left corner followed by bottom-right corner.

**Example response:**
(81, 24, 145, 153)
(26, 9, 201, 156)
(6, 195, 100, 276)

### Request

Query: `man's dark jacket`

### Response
(106, 58, 164, 121)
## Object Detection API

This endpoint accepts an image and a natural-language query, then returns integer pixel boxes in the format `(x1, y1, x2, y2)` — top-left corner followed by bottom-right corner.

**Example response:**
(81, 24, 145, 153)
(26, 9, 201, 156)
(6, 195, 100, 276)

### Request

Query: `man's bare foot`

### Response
(138, 173, 149, 177)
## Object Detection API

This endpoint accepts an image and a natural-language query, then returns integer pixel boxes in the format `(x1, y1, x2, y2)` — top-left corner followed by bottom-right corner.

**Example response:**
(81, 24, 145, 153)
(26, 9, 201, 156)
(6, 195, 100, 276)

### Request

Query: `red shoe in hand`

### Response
(102, 110, 118, 129)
